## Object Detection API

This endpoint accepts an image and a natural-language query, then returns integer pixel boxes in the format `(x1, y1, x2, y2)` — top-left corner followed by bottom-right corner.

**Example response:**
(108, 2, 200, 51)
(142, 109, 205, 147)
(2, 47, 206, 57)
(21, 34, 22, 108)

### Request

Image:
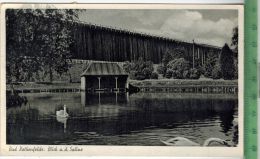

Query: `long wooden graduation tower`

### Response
(71, 21, 222, 65)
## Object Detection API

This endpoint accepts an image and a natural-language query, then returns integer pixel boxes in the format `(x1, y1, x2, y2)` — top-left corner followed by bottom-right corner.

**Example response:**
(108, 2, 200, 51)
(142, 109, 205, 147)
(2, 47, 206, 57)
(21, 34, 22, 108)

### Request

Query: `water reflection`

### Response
(7, 92, 238, 146)
(81, 92, 128, 106)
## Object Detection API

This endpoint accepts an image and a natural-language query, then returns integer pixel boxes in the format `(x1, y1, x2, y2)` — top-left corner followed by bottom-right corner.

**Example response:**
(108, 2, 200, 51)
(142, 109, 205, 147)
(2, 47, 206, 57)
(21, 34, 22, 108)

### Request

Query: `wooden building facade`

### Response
(72, 22, 222, 65)
(81, 61, 129, 92)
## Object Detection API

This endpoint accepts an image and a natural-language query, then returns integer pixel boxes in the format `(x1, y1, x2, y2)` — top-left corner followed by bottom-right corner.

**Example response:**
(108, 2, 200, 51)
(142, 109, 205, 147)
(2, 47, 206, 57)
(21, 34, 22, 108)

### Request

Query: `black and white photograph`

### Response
(1, 4, 244, 156)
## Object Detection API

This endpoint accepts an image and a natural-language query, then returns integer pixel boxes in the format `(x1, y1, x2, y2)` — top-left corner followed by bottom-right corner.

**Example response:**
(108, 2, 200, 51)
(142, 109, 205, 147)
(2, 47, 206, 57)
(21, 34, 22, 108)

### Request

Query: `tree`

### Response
(231, 26, 238, 79)
(231, 26, 238, 55)
(6, 9, 79, 82)
(220, 44, 235, 80)
(167, 58, 190, 79)
(204, 55, 217, 78)
(162, 49, 173, 67)
(161, 47, 186, 76)
(122, 57, 154, 80)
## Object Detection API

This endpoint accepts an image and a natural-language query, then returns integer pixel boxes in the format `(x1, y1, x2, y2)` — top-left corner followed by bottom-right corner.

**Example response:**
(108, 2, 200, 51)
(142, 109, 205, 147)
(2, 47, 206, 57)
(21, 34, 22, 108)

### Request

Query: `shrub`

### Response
(157, 64, 166, 75)
(162, 50, 174, 67)
(167, 58, 190, 72)
(135, 73, 146, 80)
(151, 72, 159, 79)
(165, 69, 173, 79)
(204, 56, 217, 78)
(142, 68, 152, 79)
(167, 58, 191, 79)
(183, 70, 190, 79)
(172, 70, 183, 79)
(129, 71, 137, 80)
(212, 63, 222, 79)
(189, 68, 201, 79)
(122, 61, 132, 73)
(123, 58, 154, 80)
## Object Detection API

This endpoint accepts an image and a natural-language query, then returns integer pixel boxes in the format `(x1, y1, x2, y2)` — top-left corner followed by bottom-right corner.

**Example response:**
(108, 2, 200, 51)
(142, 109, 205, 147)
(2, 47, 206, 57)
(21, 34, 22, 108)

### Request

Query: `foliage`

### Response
(156, 64, 166, 75)
(6, 91, 28, 108)
(6, 9, 79, 82)
(164, 58, 201, 79)
(220, 44, 235, 80)
(167, 58, 190, 79)
(189, 68, 201, 79)
(212, 62, 222, 79)
(129, 71, 137, 80)
(123, 58, 154, 80)
(166, 58, 188, 79)
(162, 50, 174, 67)
(142, 68, 153, 79)
(233, 58, 238, 79)
(161, 47, 187, 76)
(204, 55, 218, 78)
(165, 69, 173, 79)
(231, 26, 238, 79)
(135, 74, 146, 80)
(182, 70, 190, 79)
(231, 26, 238, 56)
(171, 70, 182, 79)
(122, 61, 132, 74)
(150, 72, 159, 79)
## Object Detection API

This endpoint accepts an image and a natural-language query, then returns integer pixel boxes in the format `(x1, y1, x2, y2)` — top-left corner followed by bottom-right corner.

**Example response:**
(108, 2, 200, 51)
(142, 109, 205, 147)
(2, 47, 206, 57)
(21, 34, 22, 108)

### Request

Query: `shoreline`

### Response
(6, 79, 238, 94)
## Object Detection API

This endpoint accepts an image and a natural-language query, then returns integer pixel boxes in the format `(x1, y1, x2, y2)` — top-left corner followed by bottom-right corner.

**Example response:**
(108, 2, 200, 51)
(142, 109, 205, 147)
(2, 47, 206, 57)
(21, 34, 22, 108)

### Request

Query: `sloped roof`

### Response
(81, 61, 128, 76)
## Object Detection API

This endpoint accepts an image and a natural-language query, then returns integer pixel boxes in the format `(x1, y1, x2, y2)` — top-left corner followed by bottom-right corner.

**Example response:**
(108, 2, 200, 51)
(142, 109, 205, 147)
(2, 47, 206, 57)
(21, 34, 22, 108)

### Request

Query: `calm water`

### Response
(7, 92, 238, 146)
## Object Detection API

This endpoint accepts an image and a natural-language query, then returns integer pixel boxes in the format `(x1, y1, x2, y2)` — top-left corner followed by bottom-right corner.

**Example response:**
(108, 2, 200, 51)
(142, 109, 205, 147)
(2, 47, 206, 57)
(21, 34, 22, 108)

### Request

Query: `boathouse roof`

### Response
(81, 61, 128, 76)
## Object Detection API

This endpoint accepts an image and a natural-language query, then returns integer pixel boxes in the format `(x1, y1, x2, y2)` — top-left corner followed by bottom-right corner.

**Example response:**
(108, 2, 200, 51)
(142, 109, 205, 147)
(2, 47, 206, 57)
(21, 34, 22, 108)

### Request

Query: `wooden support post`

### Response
(98, 77, 101, 90)
(115, 77, 118, 91)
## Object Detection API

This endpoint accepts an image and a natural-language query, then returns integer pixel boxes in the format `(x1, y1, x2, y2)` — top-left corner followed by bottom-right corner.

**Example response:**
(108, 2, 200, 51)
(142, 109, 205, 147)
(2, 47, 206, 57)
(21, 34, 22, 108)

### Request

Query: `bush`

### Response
(167, 58, 190, 72)
(135, 73, 146, 80)
(212, 63, 222, 79)
(142, 68, 152, 79)
(198, 66, 205, 75)
(165, 69, 173, 79)
(151, 72, 159, 79)
(167, 58, 191, 79)
(129, 71, 137, 80)
(189, 68, 201, 79)
(157, 65, 166, 75)
(122, 57, 154, 80)
(183, 70, 190, 79)
(204, 56, 217, 78)
(172, 70, 183, 79)
(122, 61, 132, 73)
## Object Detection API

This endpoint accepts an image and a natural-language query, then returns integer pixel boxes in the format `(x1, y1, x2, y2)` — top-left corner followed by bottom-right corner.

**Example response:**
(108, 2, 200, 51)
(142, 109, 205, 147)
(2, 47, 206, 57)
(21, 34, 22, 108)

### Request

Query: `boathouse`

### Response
(81, 61, 129, 92)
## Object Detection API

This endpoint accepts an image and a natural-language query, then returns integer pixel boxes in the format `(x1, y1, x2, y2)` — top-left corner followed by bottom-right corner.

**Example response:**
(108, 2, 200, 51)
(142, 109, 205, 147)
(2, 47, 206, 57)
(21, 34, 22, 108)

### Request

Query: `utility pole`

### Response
(192, 39, 195, 69)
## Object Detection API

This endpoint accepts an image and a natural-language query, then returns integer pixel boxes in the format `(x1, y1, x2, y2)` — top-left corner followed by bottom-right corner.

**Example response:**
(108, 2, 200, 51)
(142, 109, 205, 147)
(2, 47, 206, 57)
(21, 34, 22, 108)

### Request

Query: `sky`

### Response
(79, 9, 238, 47)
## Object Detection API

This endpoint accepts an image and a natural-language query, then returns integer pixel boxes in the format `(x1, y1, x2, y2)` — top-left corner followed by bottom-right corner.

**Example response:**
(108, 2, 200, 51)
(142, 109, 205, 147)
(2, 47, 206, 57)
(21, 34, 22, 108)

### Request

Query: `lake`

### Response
(7, 92, 238, 146)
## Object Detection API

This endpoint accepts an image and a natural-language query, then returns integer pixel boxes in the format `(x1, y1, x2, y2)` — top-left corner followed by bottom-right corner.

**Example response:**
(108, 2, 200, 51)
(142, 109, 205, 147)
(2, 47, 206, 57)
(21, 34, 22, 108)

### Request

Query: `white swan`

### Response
(56, 105, 69, 118)
(160, 137, 229, 146)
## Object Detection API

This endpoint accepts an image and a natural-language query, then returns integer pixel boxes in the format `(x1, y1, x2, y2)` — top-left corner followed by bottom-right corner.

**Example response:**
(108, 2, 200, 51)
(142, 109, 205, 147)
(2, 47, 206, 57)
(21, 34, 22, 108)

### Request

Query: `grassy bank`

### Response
(7, 78, 238, 91)
(6, 82, 81, 91)
(130, 78, 238, 88)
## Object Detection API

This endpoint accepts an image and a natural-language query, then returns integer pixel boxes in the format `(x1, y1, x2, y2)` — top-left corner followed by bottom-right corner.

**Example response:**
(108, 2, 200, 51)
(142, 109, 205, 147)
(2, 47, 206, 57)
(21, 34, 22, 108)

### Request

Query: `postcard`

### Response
(0, 4, 244, 157)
